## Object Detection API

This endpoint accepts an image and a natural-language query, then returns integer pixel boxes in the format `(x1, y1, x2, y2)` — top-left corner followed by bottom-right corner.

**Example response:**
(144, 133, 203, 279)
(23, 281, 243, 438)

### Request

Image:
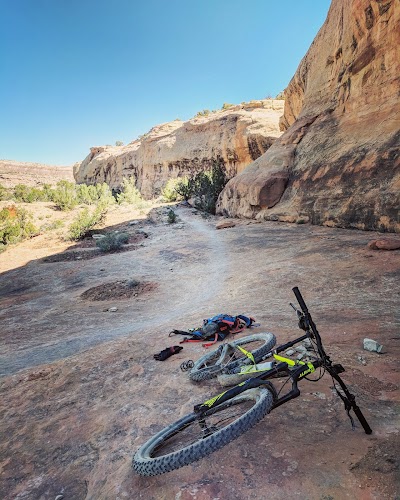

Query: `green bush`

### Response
(12, 183, 54, 203)
(167, 209, 177, 224)
(67, 202, 108, 240)
(53, 180, 78, 210)
(96, 183, 116, 206)
(162, 177, 194, 202)
(96, 232, 129, 252)
(161, 178, 180, 202)
(222, 103, 234, 110)
(76, 182, 115, 206)
(0, 206, 38, 246)
(76, 184, 95, 205)
(41, 219, 64, 232)
(191, 162, 227, 214)
(116, 177, 147, 207)
(0, 184, 11, 201)
(195, 109, 211, 117)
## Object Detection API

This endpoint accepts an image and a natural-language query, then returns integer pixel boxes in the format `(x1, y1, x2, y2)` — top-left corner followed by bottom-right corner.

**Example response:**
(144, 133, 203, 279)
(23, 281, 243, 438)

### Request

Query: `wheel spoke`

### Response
(151, 399, 255, 457)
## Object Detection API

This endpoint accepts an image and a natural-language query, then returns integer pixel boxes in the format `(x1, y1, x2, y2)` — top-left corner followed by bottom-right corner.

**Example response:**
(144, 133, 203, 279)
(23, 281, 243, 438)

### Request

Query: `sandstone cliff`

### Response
(74, 100, 284, 198)
(217, 0, 400, 232)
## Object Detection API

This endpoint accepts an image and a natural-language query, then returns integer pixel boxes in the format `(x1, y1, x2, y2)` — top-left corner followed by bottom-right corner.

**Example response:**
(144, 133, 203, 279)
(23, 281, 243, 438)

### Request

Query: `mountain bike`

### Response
(133, 287, 372, 476)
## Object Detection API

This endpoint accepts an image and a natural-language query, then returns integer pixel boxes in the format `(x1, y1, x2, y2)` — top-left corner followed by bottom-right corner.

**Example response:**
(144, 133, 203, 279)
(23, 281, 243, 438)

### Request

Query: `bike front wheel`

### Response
(133, 387, 273, 476)
(189, 333, 276, 382)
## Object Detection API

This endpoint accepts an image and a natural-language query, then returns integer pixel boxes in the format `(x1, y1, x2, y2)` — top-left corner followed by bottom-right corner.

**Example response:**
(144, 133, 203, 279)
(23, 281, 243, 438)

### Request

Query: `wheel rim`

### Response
(150, 396, 260, 458)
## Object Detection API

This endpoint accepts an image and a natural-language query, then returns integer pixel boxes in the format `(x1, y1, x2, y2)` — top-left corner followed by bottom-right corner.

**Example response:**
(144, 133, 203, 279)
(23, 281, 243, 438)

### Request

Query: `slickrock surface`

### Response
(0, 160, 74, 187)
(74, 100, 284, 198)
(0, 206, 399, 499)
(217, 0, 400, 232)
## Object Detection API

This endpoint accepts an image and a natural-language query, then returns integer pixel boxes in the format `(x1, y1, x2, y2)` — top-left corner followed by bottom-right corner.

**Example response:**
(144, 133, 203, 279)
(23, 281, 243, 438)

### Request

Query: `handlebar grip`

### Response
(353, 405, 373, 434)
(292, 287, 308, 313)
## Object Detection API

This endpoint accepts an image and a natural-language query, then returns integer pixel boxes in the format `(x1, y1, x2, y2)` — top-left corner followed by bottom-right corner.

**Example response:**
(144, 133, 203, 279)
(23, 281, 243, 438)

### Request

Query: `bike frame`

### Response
(194, 287, 372, 435)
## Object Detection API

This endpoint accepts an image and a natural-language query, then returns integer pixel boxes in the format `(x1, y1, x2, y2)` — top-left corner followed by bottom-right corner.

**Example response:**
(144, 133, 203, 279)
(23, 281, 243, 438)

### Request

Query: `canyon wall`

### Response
(217, 0, 400, 232)
(74, 100, 284, 198)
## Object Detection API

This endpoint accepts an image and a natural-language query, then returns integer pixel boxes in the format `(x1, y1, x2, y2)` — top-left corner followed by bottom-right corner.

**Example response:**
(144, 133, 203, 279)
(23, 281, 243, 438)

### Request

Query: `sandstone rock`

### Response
(74, 100, 284, 198)
(368, 238, 400, 250)
(216, 220, 236, 230)
(218, 0, 400, 232)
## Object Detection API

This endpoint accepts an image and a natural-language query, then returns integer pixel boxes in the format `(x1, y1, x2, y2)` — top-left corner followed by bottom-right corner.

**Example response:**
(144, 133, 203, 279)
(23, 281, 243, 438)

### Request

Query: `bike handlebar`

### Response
(292, 286, 308, 313)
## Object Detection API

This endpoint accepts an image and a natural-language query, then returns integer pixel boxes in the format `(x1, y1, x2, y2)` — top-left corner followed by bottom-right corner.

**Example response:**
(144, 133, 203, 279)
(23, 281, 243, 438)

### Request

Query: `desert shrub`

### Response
(96, 183, 116, 206)
(96, 232, 129, 252)
(53, 180, 78, 210)
(76, 182, 115, 206)
(0, 205, 38, 246)
(76, 184, 95, 205)
(12, 183, 54, 203)
(221, 103, 234, 110)
(167, 209, 177, 224)
(0, 184, 11, 201)
(195, 109, 211, 117)
(67, 202, 108, 240)
(41, 184, 55, 201)
(161, 178, 180, 202)
(191, 162, 227, 214)
(41, 219, 64, 232)
(116, 177, 147, 207)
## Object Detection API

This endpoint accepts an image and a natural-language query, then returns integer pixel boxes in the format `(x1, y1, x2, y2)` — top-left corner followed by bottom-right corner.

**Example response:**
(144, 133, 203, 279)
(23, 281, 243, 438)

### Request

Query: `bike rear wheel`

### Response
(133, 387, 273, 476)
(189, 333, 276, 382)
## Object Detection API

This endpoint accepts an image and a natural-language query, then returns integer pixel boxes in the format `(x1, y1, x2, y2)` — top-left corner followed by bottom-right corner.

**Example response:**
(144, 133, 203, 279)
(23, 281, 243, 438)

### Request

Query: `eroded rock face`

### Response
(74, 100, 284, 198)
(217, 0, 400, 232)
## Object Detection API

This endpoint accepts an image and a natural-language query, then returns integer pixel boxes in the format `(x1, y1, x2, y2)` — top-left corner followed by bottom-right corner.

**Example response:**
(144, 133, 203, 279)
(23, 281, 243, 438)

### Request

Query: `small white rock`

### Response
(363, 338, 383, 353)
(108, 307, 118, 312)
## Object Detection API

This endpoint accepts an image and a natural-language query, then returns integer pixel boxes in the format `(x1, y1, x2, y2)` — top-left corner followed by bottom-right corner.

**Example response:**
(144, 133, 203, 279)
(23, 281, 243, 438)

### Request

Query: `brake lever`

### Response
(290, 302, 310, 332)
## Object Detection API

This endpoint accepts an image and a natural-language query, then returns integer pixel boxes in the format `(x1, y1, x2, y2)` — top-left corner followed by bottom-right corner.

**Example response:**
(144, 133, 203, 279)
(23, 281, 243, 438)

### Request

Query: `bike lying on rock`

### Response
(133, 287, 372, 476)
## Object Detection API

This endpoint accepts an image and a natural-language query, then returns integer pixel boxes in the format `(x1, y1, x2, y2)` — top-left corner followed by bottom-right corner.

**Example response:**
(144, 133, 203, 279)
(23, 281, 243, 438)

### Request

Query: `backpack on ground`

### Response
(169, 314, 255, 347)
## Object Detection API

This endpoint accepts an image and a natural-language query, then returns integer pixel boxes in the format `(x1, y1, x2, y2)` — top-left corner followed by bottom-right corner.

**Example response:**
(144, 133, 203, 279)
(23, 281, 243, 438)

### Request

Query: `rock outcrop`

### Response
(217, 0, 400, 232)
(74, 100, 284, 198)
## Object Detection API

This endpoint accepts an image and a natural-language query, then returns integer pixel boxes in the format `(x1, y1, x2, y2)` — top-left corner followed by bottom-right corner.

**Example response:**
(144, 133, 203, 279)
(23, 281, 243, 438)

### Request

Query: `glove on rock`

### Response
(154, 345, 183, 361)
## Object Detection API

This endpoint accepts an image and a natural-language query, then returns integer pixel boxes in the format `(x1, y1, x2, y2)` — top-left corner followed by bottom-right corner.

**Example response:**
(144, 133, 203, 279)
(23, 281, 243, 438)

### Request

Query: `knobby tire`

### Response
(133, 388, 273, 476)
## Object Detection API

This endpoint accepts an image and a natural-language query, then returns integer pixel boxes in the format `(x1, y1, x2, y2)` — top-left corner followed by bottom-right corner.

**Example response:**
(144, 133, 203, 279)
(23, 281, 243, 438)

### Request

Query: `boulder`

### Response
(216, 220, 236, 230)
(367, 238, 400, 250)
(217, 0, 400, 232)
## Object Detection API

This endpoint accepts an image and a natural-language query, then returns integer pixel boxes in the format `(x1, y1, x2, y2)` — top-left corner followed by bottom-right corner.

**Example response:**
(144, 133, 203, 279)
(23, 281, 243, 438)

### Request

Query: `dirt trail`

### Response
(0, 208, 231, 375)
(0, 206, 399, 499)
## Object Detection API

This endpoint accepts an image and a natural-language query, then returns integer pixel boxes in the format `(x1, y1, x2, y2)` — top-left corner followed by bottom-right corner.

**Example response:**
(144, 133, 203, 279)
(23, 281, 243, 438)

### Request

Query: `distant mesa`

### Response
(0, 160, 74, 187)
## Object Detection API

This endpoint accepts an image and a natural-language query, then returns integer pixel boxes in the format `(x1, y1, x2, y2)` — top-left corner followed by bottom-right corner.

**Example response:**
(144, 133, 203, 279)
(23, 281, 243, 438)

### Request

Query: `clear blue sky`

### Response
(0, 0, 331, 166)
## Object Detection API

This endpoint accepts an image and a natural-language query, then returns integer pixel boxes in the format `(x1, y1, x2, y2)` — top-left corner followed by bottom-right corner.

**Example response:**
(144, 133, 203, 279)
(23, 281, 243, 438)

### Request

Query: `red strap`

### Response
(202, 333, 219, 348)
